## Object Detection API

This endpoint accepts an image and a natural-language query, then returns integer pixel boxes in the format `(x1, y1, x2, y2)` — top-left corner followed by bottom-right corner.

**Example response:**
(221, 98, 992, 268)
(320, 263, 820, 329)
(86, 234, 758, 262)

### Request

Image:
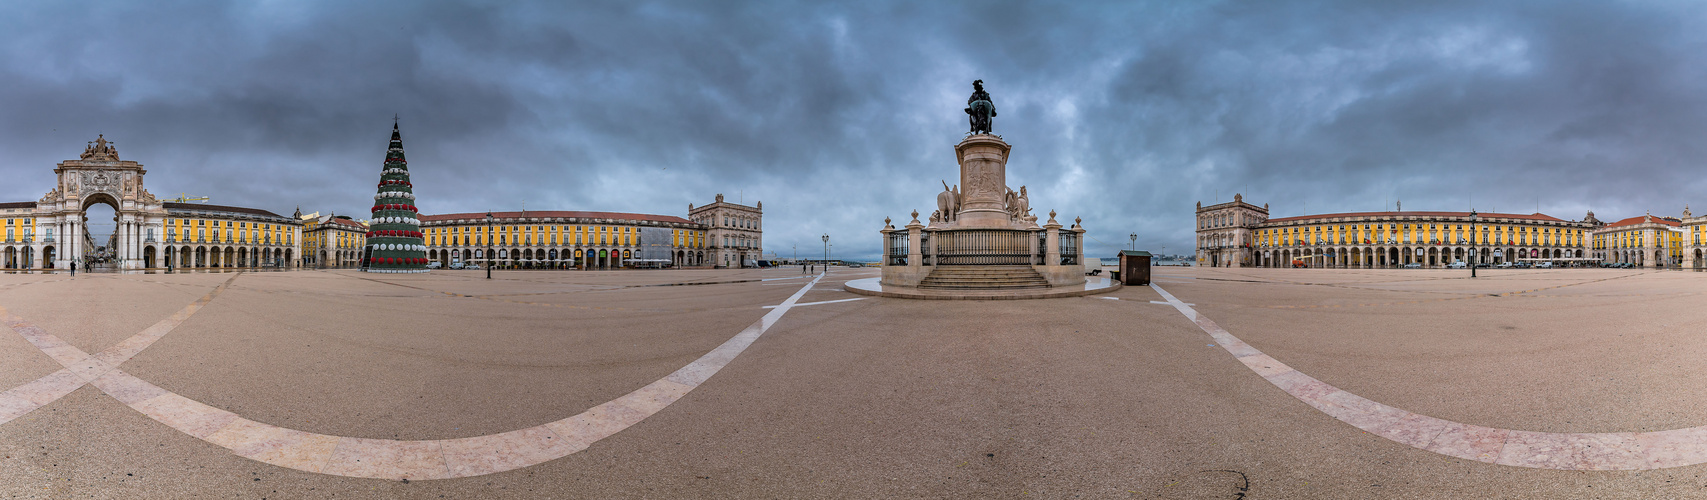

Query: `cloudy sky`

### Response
(4, 1, 1707, 260)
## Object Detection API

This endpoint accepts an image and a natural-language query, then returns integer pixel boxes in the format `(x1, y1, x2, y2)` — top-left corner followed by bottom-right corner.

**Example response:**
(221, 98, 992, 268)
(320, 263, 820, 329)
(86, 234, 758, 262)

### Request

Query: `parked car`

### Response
(847, 263, 865, 268)
(449, 262, 465, 269)
(464, 263, 482, 270)
(1403, 263, 1422, 269)
(1447, 260, 1467, 269)
(426, 261, 443, 269)
(1536, 262, 1553, 269)
(1497, 262, 1514, 268)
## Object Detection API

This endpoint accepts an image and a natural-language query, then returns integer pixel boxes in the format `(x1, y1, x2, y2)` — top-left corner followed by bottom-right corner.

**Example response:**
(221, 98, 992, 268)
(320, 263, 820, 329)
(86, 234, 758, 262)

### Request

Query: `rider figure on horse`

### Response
(965, 80, 996, 134)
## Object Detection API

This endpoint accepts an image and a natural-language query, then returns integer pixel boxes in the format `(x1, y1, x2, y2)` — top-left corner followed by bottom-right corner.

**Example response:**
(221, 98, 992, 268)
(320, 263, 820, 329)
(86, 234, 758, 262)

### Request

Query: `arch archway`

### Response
(80, 193, 122, 270)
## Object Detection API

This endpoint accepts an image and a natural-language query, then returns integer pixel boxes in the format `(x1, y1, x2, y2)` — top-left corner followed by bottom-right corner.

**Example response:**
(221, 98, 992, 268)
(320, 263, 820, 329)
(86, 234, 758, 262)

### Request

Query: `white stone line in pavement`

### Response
(1149, 282, 1707, 471)
(1147, 300, 1192, 305)
(5, 273, 826, 481)
(761, 297, 865, 309)
(0, 273, 242, 426)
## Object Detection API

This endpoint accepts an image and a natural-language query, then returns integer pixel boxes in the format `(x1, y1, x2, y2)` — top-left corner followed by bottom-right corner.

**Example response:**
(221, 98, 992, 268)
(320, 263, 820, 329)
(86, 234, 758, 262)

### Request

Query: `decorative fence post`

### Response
(1074, 225, 1087, 268)
(1029, 229, 1042, 265)
(907, 215, 923, 269)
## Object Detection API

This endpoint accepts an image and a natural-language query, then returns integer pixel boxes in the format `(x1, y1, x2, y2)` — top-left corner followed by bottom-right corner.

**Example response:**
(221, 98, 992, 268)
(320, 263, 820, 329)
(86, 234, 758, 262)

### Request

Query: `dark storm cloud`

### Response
(3, 1, 1706, 258)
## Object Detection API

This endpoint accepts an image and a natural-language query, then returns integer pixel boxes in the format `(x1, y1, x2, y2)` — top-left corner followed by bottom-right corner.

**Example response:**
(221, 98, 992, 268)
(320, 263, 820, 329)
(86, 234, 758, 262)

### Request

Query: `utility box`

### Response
(1118, 250, 1151, 286)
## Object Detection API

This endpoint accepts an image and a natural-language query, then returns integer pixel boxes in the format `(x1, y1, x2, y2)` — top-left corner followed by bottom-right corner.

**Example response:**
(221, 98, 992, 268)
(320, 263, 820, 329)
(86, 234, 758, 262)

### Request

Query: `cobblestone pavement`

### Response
(2, 267, 1705, 498)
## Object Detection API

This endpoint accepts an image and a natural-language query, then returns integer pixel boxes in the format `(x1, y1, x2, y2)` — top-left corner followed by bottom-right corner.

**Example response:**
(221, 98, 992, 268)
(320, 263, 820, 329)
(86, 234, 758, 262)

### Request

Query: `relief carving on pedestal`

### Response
(964, 159, 1001, 200)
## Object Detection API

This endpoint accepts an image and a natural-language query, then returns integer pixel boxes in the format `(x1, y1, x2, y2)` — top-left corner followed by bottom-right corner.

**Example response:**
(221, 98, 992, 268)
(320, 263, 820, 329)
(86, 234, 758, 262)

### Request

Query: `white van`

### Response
(1447, 260, 1467, 269)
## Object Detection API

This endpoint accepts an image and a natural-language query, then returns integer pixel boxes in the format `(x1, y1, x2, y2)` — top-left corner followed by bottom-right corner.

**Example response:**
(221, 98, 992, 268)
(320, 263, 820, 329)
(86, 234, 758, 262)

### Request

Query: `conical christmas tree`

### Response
(363, 120, 427, 273)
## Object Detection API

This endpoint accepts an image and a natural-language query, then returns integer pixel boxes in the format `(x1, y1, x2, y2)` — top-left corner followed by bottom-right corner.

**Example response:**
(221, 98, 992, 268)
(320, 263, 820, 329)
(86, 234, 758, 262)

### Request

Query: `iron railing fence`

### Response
(1059, 232, 1080, 265)
(887, 231, 908, 266)
(934, 229, 1035, 266)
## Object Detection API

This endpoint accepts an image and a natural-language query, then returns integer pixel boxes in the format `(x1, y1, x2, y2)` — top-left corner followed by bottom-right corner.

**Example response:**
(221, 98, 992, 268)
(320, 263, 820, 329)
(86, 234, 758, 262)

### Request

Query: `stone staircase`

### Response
(918, 266, 1050, 290)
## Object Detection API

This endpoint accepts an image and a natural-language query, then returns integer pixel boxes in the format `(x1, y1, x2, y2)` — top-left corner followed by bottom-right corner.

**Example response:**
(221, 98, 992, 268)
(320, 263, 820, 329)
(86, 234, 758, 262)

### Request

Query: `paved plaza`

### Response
(2, 267, 1707, 497)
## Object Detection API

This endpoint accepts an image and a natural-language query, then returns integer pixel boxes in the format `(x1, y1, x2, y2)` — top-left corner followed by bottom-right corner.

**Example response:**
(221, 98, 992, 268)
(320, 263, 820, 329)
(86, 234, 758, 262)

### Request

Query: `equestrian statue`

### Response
(965, 80, 996, 134)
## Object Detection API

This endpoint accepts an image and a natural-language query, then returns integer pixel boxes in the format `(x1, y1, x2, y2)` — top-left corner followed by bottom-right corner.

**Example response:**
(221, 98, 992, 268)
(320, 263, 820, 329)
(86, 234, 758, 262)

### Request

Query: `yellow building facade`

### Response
(1687, 207, 1707, 267)
(1589, 214, 1685, 267)
(421, 210, 709, 269)
(302, 215, 368, 269)
(1196, 194, 1602, 268)
(155, 204, 302, 268)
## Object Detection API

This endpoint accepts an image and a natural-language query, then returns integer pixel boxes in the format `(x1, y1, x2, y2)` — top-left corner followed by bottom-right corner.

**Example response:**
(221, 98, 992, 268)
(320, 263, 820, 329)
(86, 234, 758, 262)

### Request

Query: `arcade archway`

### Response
(81, 194, 121, 270)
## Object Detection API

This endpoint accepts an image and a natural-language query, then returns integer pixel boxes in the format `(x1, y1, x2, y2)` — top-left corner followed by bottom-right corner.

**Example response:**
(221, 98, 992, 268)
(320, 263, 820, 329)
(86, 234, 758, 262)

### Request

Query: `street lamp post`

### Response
(821, 234, 829, 276)
(485, 212, 493, 280)
(1469, 210, 1478, 278)
(1129, 233, 1137, 252)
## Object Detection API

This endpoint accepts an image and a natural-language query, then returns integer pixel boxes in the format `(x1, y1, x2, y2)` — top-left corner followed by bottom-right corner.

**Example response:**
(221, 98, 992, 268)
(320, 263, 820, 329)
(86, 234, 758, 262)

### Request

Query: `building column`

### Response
(119, 217, 133, 269)
(63, 218, 79, 269)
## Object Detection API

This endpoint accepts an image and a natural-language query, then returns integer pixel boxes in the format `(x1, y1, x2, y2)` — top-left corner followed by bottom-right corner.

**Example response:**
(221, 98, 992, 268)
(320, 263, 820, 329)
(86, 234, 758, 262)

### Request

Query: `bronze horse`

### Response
(965, 80, 996, 134)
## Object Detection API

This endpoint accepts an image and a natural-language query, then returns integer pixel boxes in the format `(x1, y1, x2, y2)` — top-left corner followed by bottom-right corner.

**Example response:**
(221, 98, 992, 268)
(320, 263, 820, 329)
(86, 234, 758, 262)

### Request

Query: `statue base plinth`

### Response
(951, 209, 1023, 229)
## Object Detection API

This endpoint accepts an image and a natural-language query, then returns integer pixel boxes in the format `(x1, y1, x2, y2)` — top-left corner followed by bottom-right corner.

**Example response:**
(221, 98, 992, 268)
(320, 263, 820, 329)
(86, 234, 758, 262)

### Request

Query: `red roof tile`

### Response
(1265, 211, 1567, 224)
(164, 202, 288, 219)
(1603, 215, 1681, 228)
(421, 211, 694, 225)
(326, 218, 367, 229)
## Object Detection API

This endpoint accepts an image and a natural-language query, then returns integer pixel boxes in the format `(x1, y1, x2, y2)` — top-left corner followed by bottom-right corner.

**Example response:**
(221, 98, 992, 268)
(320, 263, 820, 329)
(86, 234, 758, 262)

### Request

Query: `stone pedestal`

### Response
(954, 134, 1014, 229)
(876, 86, 1095, 296)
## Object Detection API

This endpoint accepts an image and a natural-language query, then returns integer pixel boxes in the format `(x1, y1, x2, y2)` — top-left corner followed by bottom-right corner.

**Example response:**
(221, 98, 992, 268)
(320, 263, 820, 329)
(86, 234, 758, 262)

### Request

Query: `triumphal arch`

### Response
(36, 136, 167, 270)
(1, 135, 303, 271)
